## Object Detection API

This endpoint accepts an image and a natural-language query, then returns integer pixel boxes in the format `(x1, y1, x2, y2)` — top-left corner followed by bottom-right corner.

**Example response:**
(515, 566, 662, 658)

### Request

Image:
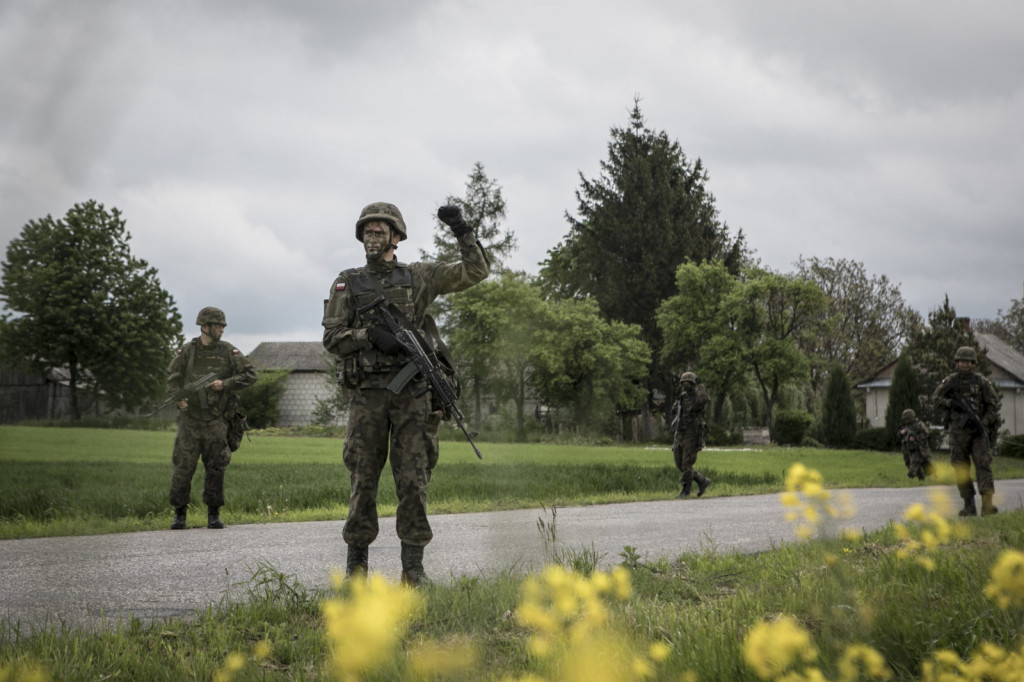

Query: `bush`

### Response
(238, 370, 289, 429)
(853, 427, 891, 452)
(1000, 433, 1024, 459)
(773, 410, 814, 446)
(707, 422, 742, 446)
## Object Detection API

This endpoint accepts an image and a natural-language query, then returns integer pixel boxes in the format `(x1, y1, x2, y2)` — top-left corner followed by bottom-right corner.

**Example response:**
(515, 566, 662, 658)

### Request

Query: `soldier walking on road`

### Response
(672, 371, 711, 498)
(322, 201, 489, 585)
(167, 307, 257, 530)
(897, 408, 933, 480)
(932, 346, 1001, 516)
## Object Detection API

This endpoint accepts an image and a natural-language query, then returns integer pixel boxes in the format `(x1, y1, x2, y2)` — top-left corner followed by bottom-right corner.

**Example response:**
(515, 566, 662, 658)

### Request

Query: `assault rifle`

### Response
(949, 394, 989, 445)
(359, 295, 483, 459)
(144, 372, 220, 418)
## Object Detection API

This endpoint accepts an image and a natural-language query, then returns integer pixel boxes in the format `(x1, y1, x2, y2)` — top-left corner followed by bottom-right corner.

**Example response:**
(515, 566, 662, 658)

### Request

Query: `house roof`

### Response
(248, 341, 331, 372)
(977, 333, 1024, 384)
(855, 333, 1024, 389)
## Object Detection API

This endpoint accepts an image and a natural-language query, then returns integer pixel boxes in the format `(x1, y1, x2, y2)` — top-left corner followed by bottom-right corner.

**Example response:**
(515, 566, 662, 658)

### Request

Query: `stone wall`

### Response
(277, 371, 343, 427)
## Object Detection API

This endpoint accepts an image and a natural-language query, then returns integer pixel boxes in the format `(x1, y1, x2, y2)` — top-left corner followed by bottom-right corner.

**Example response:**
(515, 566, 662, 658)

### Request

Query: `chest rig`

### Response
(951, 372, 982, 412)
(346, 265, 419, 374)
(183, 340, 236, 417)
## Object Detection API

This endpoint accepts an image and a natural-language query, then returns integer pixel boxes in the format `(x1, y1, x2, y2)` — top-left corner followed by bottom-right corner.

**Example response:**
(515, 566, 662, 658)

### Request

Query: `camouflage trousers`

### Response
(170, 413, 231, 508)
(902, 445, 932, 480)
(342, 383, 441, 548)
(949, 427, 994, 498)
(673, 427, 708, 490)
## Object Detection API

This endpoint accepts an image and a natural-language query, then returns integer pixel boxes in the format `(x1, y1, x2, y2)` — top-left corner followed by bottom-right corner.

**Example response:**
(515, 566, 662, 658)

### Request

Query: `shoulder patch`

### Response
(335, 282, 346, 291)
(232, 348, 240, 354)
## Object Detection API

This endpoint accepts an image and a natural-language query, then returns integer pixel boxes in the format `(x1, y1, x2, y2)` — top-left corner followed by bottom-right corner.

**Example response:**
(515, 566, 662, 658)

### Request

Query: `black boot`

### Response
(401, 543, 429, 587)
(346, 545, 368, 577)
(678, 481, 692, 498)
(697, 476, 711, 498)
(982, 492, 999, 516)
(171, 506, 187, 530)
(207, 506, 225, 529)
(959, 496, 977, 517)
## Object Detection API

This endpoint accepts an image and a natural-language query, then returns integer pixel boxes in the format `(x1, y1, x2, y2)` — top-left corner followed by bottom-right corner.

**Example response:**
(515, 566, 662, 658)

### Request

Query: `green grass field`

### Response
(4, 425, 1024, 680)
(4, 424, 1024, 540)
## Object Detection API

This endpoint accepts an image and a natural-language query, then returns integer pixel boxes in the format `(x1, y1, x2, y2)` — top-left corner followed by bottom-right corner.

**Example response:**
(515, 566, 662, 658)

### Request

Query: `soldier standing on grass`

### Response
(932, 346, 1001, 516)
(322, 201, 489, 586)
(897, 408, 933, 480)
(167, 307, 257, 530)
(672, 371, 711, 498)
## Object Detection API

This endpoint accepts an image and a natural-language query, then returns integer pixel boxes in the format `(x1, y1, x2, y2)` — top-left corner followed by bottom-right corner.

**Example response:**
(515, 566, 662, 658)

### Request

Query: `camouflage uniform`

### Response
(322, 203, 489, 560)
(167, 328, 256, 514)
(671, 373, 711, 497)
(897, 409, 932, 480)
(932, 347, 1001, 515)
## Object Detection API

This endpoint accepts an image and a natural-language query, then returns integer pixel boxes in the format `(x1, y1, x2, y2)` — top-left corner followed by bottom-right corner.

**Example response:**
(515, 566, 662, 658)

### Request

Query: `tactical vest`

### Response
(184, 339, 238, 418)
(344, 265, 420, 375)
(951, 372, 982, 414)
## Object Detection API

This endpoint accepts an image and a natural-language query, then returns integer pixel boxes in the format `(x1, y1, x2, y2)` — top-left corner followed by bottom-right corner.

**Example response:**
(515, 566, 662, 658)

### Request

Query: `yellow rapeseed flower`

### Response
(408, 637, 480, 679)
(742, 616, 818, 680)
(984, 549, 1024, 609)
(647, 641, 671, 663)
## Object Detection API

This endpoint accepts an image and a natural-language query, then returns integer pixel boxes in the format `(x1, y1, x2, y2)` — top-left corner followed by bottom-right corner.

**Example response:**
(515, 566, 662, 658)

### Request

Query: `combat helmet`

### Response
(955, 346, 977, 363)
(679, 371, 698, 385)
(355, 202, 407, 242)
(196, 307, 227, 326)
(902, 408, 916, 422)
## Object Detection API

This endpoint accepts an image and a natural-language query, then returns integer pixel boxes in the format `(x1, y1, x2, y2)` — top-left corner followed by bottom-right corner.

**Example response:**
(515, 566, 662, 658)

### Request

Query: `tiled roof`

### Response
(248, 341, 331, 372)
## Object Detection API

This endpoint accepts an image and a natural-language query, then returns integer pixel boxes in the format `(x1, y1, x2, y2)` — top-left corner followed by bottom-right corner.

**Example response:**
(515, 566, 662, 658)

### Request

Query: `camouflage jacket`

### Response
(322, 232, 489, 388)
(166, 337, 257, 418)
(931, 370, 1000, 432)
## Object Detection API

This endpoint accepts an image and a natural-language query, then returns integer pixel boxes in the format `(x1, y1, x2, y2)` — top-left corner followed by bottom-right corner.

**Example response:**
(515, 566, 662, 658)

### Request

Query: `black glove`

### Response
(437, 205, 471, 238)
(367, 327, 402, 355)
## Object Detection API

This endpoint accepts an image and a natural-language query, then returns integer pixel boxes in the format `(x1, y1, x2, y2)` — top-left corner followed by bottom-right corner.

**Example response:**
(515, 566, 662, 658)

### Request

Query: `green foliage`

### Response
(539, 98, 746, 401)
(530, 298, 651, 432)
(883, 353, 921, 448)
(238, 369, 289, 429)
(820, 365, 857, 448)
(707, 422, 742, 446)
(0, 200, 183, 416)
(1001, 434, 1024, 459)
(853, 426, 891, 451)
(773, 409, 814, 446)
(793, 256, 921, 395)
(975, 294, 1024, 355)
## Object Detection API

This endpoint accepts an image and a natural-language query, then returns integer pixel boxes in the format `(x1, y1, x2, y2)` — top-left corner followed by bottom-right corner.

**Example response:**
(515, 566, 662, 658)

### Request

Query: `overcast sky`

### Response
(2, 0, 1022, 354)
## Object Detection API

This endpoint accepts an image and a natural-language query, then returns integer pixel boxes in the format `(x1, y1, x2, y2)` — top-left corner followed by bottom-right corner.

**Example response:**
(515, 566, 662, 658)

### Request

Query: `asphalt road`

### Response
(3, 480, 1024, 633)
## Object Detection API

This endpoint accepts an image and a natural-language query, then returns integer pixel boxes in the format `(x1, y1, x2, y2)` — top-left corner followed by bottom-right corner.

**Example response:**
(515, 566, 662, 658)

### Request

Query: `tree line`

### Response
(2, 100, 1022, 442)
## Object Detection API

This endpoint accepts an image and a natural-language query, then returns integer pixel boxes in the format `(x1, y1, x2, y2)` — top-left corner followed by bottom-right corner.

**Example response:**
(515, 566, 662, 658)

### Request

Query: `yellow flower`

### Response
(837, 644, 892, 681)
(903, 503, 927, 523)
(408, 638, 480, 679)
(984, 549, 1024, 609)
(780, 491, 802, 507)
(743, 616, 818, 680)
(648, 641, 671, 663)
(916, 556, 937, 572)
(252, 640, 272, 660)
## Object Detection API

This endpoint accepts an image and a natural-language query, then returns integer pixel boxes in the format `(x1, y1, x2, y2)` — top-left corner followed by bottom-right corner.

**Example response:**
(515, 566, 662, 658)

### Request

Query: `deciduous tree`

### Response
(0, 200, 182, 417)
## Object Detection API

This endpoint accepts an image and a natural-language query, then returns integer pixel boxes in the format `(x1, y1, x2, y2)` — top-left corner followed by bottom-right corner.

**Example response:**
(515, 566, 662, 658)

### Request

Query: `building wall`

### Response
(277, 371, 344, 427)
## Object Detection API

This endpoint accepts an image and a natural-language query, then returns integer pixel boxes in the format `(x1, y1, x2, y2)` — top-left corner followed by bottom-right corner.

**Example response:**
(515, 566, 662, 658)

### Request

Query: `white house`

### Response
(857, 333, 1024, 436)
(247, 341, 343, 427)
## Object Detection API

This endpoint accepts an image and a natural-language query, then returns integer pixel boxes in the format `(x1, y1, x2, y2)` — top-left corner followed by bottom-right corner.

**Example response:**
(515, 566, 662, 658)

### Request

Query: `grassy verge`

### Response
(5, 425, 1024, 540)
(2, 504, 1023, 680)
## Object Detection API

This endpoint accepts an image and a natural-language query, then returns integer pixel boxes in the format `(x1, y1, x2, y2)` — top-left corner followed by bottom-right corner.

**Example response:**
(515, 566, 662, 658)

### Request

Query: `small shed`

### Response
(247, 341, 342, 427)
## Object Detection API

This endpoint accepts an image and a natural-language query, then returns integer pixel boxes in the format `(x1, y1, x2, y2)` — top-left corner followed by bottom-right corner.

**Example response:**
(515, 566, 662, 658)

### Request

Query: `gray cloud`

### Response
(2, 0, 1022, 354)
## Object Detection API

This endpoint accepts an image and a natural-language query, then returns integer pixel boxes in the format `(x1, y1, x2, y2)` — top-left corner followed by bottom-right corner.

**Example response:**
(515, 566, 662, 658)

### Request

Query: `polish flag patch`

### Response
(335, 282, 346, 291)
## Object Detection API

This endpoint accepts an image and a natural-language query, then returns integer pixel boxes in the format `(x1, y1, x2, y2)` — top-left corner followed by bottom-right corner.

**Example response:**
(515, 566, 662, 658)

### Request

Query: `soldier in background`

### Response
(322, 201, 489, 585)
(897, 408, 933, 480)
(932, 346, 1001, 516)
(672, 371, 711, 498)
(167, 307, 257, 530)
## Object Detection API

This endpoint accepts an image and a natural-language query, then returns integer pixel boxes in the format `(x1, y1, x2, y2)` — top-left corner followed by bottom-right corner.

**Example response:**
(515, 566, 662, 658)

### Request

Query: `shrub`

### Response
(853, 427, 890, 451)
(707, 422, 742, 446)
(238, 370, 289, 429)
(1001, 433, 1024, 459)
(773, 410, 814, 446)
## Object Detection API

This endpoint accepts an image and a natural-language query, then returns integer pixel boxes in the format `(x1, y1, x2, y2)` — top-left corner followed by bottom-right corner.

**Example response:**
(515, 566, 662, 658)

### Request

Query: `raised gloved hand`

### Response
(368, 327, 403, 355)
(437, 205, 471, 238)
